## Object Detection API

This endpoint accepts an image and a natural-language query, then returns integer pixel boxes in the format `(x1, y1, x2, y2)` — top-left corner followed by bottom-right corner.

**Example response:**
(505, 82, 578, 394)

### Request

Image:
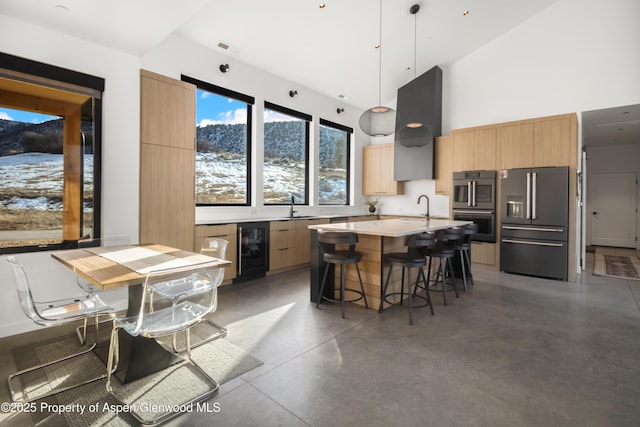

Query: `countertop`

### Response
(307, 218, 471, 238)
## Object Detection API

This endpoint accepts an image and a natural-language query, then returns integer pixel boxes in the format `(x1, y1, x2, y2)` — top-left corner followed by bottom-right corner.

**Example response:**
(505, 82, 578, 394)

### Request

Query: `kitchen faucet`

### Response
(289, 195, 297, 218)
(417, 194, 430, 221)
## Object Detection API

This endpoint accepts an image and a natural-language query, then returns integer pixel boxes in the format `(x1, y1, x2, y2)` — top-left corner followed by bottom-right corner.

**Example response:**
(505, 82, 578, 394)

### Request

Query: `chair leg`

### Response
(316, 263, 331, 308)
(459, 249, 468, 291)
(354, 262, 368, 309)
(407, 267, 414, 325)
(340, 265, 346, 319)
(379, 263, 394, 312)
(416, 267, 434, 316)
(446, 258, 460, 298)
(464, 249, 474, 286)
(106, 324, 120, 393)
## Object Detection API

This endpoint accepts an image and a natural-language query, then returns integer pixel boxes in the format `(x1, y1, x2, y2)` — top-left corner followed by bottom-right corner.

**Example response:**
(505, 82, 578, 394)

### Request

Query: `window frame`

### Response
(181, 75, 254, 207)
(0, 52, 104, 254)
(318, 118, 353, 206)
(263, 101, 311, 206)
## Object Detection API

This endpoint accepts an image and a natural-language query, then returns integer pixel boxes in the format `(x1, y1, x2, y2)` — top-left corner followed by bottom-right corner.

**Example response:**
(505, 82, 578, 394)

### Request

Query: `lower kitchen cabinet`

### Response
(270, 218, 330, 271)
(195, 224, 237, 283)
(470, 242, 496, 266)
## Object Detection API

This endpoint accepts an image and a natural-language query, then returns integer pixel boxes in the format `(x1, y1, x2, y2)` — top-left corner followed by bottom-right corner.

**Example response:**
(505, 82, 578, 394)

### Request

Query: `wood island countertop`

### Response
(308, 218, 471, 237)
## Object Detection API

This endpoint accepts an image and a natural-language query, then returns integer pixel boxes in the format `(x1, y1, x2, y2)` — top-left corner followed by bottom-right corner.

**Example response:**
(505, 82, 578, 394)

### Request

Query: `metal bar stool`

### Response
(316, 231, 368, 318)
(379, 232, 436, 325)
(424, 227, 465, 306)
(457, 223, 478, 291)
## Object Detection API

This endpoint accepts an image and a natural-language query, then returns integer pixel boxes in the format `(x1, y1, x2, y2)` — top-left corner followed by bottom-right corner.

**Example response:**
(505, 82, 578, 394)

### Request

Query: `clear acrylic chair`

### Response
(6, 256, 116, 403)
(151, 238, 229, 352)
(105, 261, 222, 426)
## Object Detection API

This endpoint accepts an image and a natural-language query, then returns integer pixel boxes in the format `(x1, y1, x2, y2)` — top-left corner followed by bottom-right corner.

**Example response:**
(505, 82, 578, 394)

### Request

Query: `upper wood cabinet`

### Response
(435, 135, 453, 195)
(362, 143, 404, 195)
(139, 70, 196, 251)
(452, 127, 497, 172)
(499, 114, 577, 169)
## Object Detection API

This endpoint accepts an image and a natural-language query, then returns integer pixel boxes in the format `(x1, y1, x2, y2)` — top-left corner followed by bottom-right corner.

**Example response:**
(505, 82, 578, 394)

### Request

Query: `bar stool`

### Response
(379, 232, 436, 325)
(424, 227, 465, 306)
(457, 223, 478, 291)
(316, 231, 368, 318)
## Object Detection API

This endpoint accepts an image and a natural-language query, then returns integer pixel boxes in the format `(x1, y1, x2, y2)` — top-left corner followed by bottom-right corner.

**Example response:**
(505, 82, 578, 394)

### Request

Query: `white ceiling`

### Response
(1, 0, 637, 147)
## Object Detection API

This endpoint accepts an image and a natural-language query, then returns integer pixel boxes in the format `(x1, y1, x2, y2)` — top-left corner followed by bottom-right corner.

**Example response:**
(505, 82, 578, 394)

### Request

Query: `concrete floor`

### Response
(1, 250, 640, 426)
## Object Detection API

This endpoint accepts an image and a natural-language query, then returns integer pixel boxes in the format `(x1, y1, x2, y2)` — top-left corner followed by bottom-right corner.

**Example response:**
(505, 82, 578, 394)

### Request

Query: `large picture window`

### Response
(263, 102, 310, 205)
(182, 75, 253, 205)
(0, 53, 103, 253)
(319, 119, 352, 205)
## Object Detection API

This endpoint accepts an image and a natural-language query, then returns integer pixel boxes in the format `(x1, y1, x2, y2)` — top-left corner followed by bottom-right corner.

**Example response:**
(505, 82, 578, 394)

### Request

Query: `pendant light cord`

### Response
(378, 0, 383, 107)
(413, 9, 417, 79)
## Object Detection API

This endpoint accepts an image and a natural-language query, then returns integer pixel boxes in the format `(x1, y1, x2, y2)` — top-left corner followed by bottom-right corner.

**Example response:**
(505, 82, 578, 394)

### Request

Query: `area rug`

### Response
(593, 254, 640, 280)
(11, 331, 262, 426)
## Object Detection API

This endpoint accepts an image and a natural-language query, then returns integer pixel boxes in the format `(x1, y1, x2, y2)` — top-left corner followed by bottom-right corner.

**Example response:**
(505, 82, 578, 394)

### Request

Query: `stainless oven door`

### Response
(452, 171, 496, 210)
(452, 210, 496, 243)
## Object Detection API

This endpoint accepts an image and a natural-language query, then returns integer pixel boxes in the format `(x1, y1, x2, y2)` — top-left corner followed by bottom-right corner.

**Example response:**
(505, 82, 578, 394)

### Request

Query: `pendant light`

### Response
(359, 0, 396, 137)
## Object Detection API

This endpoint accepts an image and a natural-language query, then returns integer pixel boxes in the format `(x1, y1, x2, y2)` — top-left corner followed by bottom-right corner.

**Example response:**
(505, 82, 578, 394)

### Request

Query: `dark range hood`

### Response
(394, 65, 442, 181)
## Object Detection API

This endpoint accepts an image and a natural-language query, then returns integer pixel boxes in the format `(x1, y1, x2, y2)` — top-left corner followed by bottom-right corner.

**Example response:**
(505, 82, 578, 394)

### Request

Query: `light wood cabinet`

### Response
(270, 221, 297, 271)
(499, 114, 577, 169)
(195, 224, 237, 283)
(452, 127, 497, 172)
(362, 143, 404, 195)
(270, 218, 330, 271)
(471, 242, 495, 266)
(139, 70, 196, 251)
(435, 135, 453, 195)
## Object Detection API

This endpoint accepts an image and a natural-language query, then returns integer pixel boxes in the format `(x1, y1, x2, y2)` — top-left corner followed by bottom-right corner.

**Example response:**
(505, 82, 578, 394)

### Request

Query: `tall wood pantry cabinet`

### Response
(139, 70, 196, 251)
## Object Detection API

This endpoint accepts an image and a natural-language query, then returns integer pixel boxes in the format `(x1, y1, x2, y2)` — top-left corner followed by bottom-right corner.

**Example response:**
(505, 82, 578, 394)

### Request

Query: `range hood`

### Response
(394, 66, 442, 181)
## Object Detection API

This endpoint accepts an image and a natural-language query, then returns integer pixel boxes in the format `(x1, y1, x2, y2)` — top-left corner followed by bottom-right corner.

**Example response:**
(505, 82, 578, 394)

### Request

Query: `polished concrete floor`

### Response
(1, 250, 640, 426)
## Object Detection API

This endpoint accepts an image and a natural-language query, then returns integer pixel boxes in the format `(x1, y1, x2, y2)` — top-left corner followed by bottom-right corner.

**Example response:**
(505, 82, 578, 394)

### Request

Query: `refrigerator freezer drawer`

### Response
(501, 224, 567, 242)
(500, 238, 568, 280)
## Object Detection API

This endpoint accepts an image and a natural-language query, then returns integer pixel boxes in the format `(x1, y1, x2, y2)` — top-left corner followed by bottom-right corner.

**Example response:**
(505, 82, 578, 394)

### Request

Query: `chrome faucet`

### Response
(289, 195, 297, 218)
(417, 194, 430, 221)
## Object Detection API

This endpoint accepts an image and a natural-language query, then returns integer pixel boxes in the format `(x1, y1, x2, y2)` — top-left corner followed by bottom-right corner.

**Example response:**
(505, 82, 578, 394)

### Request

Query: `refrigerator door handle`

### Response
(526, 173, 531, 219)
(467, 181, 472, 207)
(502, 239, 564, 247)
(532, 172, 537, 220)
(502, 226, 564, 232)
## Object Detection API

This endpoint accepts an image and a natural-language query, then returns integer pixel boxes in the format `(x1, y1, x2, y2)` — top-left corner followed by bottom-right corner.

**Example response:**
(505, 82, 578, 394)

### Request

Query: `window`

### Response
(263, 102, 311, 205)
(0, 53, 103, 253)
(319, 119, 352, 205)
(182, 75, 253, 205)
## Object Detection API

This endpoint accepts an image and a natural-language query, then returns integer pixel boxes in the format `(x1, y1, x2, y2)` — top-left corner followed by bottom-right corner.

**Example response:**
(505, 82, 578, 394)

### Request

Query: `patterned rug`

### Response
(593, 254, 640, 281)
(12, 330, 262, 426)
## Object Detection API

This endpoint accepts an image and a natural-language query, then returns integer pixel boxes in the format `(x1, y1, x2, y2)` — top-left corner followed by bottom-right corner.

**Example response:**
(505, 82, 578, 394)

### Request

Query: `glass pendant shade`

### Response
(359, 106, 396, 137)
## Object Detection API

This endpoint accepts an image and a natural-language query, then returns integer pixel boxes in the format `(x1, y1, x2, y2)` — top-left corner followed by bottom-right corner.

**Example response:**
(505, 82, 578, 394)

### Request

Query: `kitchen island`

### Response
(308, 218, 471, 309)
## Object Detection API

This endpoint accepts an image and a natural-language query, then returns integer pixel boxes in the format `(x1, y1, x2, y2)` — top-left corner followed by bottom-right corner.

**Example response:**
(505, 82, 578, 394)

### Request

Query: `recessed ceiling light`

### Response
(405, 67, 411, 72)
(319, 3, 326, 9)
(374, 43, 380, 49)
(463, 10, 470, 16)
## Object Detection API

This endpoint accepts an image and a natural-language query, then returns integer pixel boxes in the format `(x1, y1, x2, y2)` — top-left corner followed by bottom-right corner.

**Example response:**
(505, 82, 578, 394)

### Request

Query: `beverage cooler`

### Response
(499, 167, 569, 280)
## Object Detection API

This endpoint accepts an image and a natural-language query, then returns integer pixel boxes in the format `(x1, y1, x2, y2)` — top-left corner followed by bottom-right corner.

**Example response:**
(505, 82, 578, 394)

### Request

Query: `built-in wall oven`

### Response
(452, 170, 496, 210)
(452, 170, 497, 243)
(233, 222, 269, 283)
(451, 209, 496, 243)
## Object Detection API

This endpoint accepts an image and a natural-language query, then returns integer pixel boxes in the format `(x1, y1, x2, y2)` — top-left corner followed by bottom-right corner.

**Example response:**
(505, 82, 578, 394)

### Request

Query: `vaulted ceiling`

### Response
(2, 0, 637, 147)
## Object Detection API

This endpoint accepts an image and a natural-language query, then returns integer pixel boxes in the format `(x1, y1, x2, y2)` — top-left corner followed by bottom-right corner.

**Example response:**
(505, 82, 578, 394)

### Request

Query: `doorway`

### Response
(588, 171, 637, 248)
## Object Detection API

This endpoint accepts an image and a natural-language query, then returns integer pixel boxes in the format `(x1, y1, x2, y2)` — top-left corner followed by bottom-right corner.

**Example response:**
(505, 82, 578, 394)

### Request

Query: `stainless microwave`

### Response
(452, 170, 497, 210)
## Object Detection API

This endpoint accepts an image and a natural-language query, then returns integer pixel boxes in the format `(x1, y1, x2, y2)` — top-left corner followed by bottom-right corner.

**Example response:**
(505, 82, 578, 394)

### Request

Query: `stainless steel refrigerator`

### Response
(499, 166, 569, 280)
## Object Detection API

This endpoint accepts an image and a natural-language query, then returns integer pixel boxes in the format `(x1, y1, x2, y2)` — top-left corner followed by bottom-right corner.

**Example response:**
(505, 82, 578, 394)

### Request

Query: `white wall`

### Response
(444, 0, 640, 132)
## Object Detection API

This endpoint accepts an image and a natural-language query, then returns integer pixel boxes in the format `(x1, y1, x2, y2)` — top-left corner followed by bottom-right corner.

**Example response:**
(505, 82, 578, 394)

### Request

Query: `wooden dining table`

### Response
(51, 243, 230, 383)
